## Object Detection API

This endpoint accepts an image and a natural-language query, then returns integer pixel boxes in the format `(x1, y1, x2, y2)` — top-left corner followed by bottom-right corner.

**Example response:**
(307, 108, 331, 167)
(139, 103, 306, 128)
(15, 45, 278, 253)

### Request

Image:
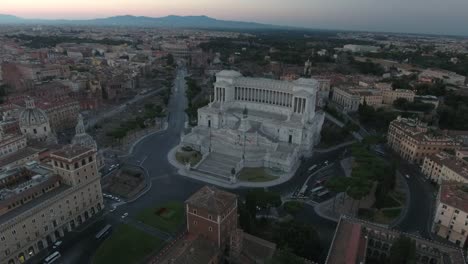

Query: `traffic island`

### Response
(175, 146, 202, 166)
(93, 224, 164, 264)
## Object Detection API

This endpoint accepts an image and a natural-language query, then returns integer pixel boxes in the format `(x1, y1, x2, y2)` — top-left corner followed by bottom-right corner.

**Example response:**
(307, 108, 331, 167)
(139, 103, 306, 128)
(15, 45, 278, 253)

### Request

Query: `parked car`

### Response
(121, 213, 129, 219)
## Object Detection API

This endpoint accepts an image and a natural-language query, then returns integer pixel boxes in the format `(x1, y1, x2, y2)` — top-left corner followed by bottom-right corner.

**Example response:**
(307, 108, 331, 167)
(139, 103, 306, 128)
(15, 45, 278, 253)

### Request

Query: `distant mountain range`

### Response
(0, 14, 292, 29)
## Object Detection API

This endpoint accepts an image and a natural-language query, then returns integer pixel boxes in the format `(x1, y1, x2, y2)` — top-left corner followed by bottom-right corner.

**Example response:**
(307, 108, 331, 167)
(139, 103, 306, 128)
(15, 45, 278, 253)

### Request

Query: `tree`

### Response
(283, 201, 304, 215)
(268, 248, 304, 264)
(245, 189, 282, 214)
(388, 236, 416, 264)
(393, 98, 408, 109)
(325, 176, 350, 211)
(166, 53, 174, 66)
(272, 220, 321, 261)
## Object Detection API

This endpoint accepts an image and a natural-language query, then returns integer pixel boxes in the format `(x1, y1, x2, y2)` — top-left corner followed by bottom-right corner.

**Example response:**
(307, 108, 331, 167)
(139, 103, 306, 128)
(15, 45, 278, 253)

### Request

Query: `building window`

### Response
(455, 210, 460, 214)
(193, 209, 197, 215)
(209, 227, 213, 232)
(208, 215, 212, 220)
(194, 221, 198, 225)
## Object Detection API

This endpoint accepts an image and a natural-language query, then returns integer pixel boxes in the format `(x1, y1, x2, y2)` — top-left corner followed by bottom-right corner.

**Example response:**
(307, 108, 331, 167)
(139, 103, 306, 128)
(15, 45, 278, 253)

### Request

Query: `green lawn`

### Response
(93, 224, 164, 264)
(175, 151, 202, 166)
(382, 208, 402, 218)
(136, 201, 185, 233)
(239, 168, 278, 182)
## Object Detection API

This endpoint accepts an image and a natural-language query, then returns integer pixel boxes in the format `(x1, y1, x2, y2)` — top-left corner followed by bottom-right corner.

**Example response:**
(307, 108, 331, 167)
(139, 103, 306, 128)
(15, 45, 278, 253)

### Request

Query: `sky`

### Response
(2, 0, 468, 36)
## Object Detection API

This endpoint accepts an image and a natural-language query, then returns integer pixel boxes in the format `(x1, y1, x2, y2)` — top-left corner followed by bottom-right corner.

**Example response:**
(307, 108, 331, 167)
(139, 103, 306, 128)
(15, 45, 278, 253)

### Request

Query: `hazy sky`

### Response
(2, 0, 468, 36)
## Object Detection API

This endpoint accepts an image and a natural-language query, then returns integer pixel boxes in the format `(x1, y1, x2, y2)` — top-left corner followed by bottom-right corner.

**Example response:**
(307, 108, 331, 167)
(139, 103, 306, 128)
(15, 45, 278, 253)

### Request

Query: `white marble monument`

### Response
(181, 70, 324, 181)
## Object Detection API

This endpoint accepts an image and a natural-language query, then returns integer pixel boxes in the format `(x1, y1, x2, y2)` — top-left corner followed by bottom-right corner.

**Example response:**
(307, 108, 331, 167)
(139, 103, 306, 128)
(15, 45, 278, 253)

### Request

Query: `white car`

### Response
(52, 241, 62, 249)
(121, 212, 129, 219)
(405, 174, 410, 179)
(109, 207, 116, 213)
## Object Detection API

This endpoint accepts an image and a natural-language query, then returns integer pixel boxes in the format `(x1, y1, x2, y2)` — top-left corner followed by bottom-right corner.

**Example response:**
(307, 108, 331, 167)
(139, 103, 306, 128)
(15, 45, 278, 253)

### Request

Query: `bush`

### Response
(283, 201, 304, 215)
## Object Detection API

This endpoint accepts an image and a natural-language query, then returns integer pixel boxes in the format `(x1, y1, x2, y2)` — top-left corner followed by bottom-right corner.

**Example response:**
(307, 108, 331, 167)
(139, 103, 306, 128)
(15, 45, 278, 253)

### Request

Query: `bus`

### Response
(43, 251, 61, 264)
(95, 224, 112, 240)
(310, 186, 324, 195)
(317, 190, 330, 198)
(308, 164, 318, 172)
(298, 185, 308, 197)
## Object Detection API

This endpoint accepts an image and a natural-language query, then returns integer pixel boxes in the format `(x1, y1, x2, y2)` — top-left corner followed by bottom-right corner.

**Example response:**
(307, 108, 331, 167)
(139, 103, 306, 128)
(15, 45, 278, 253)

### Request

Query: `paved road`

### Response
(396, 161, 436, 239)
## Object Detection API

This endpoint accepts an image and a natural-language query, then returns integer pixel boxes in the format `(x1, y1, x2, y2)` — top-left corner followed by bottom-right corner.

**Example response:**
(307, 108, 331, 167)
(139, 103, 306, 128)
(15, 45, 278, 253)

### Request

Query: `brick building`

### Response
(185, 185, 238, 248)
(156, 186, 276, 264)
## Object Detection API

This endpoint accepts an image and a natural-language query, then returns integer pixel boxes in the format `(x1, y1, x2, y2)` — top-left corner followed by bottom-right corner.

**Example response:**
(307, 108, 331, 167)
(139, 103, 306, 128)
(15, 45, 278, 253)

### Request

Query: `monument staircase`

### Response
(195, 152, 241, 180)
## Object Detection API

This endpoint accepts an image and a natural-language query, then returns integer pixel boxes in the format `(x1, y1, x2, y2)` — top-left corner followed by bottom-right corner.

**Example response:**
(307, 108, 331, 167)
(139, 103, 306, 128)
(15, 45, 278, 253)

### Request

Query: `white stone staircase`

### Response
(195, 152, 241, 179)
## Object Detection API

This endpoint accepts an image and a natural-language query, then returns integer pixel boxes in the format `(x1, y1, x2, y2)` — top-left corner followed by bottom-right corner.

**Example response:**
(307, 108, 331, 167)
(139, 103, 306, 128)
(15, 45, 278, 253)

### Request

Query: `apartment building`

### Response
(0, 144, 103, 264)
(382, 89, 415, 105)
(332, 86, 382, 112)
(422, 152, 468, 184)
(387, 117, 461, 165)
(433, 182, 468, 247)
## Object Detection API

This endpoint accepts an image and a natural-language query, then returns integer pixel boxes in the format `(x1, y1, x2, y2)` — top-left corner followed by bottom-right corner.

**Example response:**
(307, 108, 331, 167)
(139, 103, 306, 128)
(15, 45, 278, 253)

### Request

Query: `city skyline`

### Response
(1, 0, 468, 36)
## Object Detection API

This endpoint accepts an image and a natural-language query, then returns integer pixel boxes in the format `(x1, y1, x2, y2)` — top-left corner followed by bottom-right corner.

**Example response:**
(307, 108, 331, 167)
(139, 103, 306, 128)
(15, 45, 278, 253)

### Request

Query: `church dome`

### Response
(19, 100, 49, 129)
(72, 114, 97, 150)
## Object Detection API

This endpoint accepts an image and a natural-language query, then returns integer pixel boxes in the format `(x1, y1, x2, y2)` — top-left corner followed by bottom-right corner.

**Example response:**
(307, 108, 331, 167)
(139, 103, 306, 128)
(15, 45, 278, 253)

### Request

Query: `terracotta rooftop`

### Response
(185, 186, 237, 215)
(440, 182, 468, 213)
(429, 153, 468, 180)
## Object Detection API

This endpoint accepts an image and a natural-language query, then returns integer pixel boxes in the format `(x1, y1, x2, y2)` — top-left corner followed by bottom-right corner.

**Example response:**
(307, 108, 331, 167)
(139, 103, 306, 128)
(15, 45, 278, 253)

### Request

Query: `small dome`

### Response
(72, 133, 97, 150)
(72, 114, 97, 150)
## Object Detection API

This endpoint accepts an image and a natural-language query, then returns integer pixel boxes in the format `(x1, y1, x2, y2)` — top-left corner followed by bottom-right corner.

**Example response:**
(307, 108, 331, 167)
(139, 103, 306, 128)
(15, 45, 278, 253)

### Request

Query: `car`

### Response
(109, 207, 116, 212)
(121, 213, 129, 219)
(52, 241, 62, 249)
(324, 160, 329, 166)
(405, 174, 410, 179)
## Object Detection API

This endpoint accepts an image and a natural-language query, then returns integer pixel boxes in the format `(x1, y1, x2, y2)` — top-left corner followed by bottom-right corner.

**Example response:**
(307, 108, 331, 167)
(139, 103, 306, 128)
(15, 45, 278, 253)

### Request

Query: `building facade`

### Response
(0, 144, 103, 264)
(181, 70, 324, 181)
(326, 216, 465, 264)
(382, 89, 415, 105)
(422, 152, 468, 184)
(433, 182, 468, 247)
(387, 117, 461, 165)
(331, 87, 361, 112)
